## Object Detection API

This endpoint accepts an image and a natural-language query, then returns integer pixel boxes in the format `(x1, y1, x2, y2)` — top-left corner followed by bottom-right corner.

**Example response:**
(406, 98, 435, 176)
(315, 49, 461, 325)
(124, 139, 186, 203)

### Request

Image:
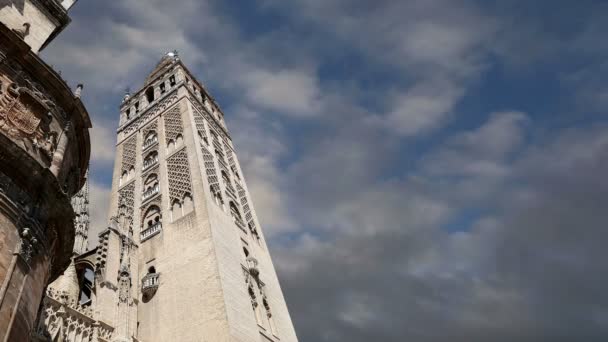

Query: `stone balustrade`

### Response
(141, 222, 162, 241)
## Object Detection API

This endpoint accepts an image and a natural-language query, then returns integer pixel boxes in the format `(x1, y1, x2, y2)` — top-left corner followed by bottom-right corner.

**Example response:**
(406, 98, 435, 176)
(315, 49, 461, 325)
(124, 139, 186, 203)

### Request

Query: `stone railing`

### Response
(142, 184, 160, 201)
(143, 136, 158, 149)
(141, 222, 162, 241)
(142, 273, 160, 294)
(142, 156, 159, 170)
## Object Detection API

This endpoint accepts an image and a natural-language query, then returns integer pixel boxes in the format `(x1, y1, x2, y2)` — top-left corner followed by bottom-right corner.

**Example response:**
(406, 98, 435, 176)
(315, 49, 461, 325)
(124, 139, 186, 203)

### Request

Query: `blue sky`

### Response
(43, 1, 608, 340)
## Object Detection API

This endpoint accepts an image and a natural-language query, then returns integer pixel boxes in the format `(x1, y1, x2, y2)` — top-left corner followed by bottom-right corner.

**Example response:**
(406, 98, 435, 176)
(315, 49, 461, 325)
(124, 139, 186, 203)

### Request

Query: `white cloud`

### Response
(243, 69, 322, 117)
(89, 119, 117, 165)
(384, 78, 465, 136)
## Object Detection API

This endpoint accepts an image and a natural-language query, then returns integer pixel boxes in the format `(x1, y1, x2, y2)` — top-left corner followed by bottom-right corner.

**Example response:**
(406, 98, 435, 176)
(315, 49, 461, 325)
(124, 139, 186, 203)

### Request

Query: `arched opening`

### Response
(145, 87, 155, 103)
(211, 185, 223, 207)
(243, 247, 249, 257)
(76, 264, 95, 306)
(222, 170, 231, 186)
(143, 174, 159, 200)
(169, 75, 176, 86)
(148, 266, 156, 274)
(143, 151, 158, 169)
(171, 199, 183, 221)
(182, 193, 193, 214)
(141, 205, 161, 241)
(144, 131, 158, 148)
(230, 202, 243, 228)
(160, 81, 166, 94)
(176, 134, 184, 146)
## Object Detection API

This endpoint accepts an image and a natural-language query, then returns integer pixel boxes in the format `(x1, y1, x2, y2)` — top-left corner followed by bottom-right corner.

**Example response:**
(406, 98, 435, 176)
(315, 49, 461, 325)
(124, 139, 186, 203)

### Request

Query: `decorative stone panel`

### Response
(166, 148, 192, 203)
(163, 104, 183, 145)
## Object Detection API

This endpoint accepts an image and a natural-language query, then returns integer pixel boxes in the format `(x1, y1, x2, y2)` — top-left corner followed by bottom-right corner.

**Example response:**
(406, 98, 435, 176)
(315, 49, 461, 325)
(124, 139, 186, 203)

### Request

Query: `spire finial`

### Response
(123, 87, 131, 103)
(167, 50, 179, 61)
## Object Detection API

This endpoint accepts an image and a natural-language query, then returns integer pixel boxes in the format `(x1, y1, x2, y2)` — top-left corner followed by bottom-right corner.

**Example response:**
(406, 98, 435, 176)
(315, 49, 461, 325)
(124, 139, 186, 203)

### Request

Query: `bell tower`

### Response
(99, 52, 298, 341)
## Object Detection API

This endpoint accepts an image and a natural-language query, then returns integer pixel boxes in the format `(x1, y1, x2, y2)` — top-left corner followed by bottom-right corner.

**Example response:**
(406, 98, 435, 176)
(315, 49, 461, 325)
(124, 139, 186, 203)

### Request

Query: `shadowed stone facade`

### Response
(0, 1, 91, 341)
(36, 53, 298, 341)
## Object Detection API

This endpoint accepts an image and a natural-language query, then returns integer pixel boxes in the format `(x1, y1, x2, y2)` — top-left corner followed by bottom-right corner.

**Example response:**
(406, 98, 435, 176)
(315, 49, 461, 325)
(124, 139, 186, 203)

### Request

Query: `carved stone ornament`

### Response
(19, 227, 38, 264)
(0, 81, 58, 161)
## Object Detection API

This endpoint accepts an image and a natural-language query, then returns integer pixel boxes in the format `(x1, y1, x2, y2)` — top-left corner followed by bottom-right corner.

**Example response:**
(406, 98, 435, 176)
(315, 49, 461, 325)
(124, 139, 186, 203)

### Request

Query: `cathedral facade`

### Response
(36, 53, 299, 342)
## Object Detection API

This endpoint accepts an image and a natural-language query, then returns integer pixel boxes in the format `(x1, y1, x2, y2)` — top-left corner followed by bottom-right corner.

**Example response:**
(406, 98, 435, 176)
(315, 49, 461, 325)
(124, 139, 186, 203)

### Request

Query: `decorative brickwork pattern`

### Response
(121, 135, 137, 174)
(166, 148, 192, 203)
(122, 92, 178, 136)
(143, 120, 158, 141)
(237, 183, 255, 226)
(193, 109, 209, 144)
(118, 182, 135, 229)
(202, 145, 220, 193)
(163, 104, 183, 145)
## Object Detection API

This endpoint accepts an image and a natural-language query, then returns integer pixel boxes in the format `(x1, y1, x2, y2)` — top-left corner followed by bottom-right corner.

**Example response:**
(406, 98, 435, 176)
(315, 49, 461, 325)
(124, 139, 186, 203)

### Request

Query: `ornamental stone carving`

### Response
(0, 80, 59, 163)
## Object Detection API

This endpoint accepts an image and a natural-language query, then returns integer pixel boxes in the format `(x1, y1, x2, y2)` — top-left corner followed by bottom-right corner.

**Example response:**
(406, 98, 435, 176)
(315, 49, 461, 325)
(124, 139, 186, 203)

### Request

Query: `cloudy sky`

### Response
(42, 0, 608, 341)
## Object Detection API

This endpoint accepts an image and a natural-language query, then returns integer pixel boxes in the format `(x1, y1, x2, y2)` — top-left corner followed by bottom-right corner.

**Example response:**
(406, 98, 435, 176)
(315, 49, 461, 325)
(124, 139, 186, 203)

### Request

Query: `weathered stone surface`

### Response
(0, 4, 91, 339)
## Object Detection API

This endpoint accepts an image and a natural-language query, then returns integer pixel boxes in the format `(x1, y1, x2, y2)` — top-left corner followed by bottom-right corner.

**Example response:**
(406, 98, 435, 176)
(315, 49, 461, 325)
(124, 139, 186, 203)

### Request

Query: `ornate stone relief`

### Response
(117, 265, 131, 304)
(163, 104, 183, 145)
(237, 183, 259, 239)
(117, 182, 135, 231)
(120, 135, 137, 174)
(121, 92, 178, 136)
(18, 227, 38, 264)
(166, 148, 192, 203)
(190, 95, 228, 141)
(202, 145, 221, 195)
(0, 79, 59, 164)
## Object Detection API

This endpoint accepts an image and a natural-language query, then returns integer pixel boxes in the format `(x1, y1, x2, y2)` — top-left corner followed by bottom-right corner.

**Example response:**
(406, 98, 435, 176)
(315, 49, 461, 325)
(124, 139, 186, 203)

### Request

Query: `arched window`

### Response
(176, 134, 184, 146)
(243, 247, 249, 257)
(135, 101, 140, 113)
(143, 174, 159, 200)
(171, 199, 182, 221)
(76, 264, 95, 306)
(160, 82, 166, 94)
(143, 151, 158, 170)
(211, 185, 223, 207)
(141, 205, 161, 241)
(148, 266, 156, 274)
(230, 202, 242, 223)
(120, 170, 128, 185)
(182, 193, 193, 214)
(222, 170, 231, 186)
(169, 75, 176, 86)
(144, 131, 157, 148)
(145, 87, 155, 103)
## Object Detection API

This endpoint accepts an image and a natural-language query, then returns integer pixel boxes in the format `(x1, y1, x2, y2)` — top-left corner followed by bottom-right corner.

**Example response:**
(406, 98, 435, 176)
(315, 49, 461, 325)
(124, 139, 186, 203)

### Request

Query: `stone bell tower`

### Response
(96, 52, 298, 341)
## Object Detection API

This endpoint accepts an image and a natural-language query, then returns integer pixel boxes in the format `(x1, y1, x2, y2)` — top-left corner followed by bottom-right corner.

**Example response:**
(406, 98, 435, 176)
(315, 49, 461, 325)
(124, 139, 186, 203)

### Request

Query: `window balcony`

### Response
(143, 136, 158, 150)
(142, 272, 160, 296)
(141, 222, 162, 241)
(142, 157, 159, 170)
(142, 185, 160, 201)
